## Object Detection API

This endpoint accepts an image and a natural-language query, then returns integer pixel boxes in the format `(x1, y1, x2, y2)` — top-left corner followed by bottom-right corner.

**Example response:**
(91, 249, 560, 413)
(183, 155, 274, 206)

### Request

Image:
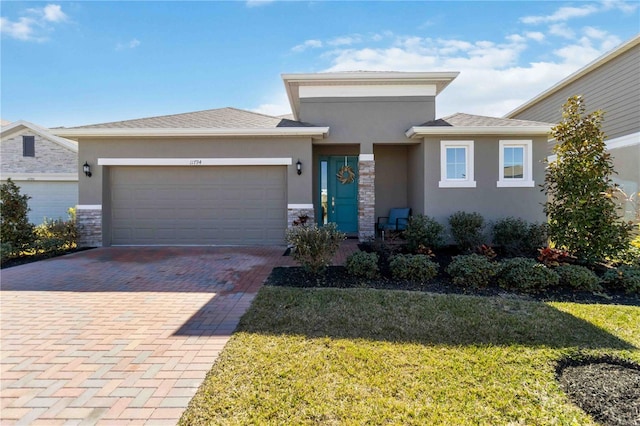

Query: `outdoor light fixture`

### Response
(296, 159, 302, 175)
(83, 161, 92, 177)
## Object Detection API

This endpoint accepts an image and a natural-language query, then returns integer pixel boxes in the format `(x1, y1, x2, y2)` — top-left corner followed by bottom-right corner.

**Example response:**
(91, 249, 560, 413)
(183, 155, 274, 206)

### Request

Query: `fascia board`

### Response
(406, 126, 552, 138)
(51, 127, 330, 139)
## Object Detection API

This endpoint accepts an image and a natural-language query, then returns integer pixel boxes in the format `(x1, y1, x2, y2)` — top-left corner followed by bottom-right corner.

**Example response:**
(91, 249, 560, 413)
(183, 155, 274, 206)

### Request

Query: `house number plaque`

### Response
(189, 160, 203, 166)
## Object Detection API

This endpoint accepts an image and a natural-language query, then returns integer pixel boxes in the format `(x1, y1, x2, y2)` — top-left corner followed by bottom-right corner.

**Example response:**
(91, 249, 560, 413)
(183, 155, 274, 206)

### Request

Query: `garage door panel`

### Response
(110, 166, 286, 245)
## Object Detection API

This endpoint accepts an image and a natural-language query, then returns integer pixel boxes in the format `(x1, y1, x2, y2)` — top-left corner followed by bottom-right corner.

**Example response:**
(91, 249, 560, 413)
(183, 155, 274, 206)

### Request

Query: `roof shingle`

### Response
(420, 113, 553, 128)
(67, 107, 313, 129)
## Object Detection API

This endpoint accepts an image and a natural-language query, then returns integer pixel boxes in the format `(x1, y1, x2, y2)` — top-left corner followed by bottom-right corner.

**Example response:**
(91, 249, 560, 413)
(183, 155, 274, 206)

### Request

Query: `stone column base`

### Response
(76, 206, 102, 247)
(287, 204, 315, 228)
(358, 157, 375, 241)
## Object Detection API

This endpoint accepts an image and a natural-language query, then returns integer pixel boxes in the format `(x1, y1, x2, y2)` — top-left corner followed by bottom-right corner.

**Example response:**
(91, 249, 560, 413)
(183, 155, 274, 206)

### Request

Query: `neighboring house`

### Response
(506, 34, 640, 222)
(1, 120, 79, 224)
(53, 72, 553, 247)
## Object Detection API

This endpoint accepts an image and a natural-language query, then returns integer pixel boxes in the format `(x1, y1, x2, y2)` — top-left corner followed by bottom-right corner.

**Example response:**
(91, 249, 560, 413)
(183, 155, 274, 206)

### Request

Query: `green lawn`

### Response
(180, 287, 640, 425)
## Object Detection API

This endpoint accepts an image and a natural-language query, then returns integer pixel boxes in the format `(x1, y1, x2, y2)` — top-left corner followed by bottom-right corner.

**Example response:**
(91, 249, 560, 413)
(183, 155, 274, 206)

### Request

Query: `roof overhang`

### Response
(282, 71, 460, 121)
(406, 125, 552, 139)
(51, 127, 330, 140)
(505, 34, 640, 118)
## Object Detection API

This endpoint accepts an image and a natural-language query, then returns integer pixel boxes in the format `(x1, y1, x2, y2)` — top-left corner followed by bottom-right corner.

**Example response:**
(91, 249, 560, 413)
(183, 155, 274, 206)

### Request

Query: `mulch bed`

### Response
(557, 355, 640, 426)
(1, 247, 93, 269)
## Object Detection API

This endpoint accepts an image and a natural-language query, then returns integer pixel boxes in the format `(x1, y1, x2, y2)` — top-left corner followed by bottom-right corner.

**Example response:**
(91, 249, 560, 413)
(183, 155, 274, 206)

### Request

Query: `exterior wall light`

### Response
(83, 161, 92, 177)
(296, 159, 302, 175)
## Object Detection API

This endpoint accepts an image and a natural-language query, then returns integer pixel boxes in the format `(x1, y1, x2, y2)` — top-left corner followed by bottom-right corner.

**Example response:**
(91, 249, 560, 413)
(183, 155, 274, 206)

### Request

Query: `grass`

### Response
(180, 287, 640, 425)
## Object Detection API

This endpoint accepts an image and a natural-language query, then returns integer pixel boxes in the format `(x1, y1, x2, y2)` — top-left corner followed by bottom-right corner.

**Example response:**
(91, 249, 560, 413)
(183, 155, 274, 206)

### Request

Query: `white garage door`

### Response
(11, 180, 78, 224)
(110, 166, 287, 245)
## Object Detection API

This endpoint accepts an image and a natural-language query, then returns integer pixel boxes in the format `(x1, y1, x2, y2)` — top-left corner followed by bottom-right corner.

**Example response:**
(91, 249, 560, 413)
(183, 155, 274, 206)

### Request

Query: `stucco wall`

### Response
(422, 135, 548, 225)
(374, 145, 409, 220)
(77, 136, 314, 207)
(299, 96, 435, 150)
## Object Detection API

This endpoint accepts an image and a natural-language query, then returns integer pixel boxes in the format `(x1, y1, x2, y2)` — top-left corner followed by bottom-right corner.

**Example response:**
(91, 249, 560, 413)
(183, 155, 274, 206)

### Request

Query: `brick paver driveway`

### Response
(0, 246, 300, 425)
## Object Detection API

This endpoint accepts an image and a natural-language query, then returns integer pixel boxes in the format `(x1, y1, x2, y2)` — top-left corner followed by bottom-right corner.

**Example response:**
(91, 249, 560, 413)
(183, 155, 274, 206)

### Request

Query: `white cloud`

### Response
(42, 4, 67, 23)
(292, 39, 323, 53)
(251, 92, 291, 117)
(601, 0, 639, 14)
(548, 23, 575, 39)
(246, 0, 275, 8)
(1, 4, 67, 41)
(328, 35, 362, 46)
(317, 29, 621, 118)
(0, 17, 39, 41)
(116, 38, 141, 51)
(521, 4, 599, 24)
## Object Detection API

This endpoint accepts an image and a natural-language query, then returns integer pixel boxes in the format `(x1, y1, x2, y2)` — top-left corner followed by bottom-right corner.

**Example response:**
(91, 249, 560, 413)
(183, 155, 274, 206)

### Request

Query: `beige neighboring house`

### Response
(1, 120, 79, 224)
(506, 34, 640, 222)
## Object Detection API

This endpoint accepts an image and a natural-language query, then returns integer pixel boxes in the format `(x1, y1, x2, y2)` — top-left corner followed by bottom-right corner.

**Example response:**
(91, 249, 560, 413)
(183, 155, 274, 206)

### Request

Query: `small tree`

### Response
(1, 178, 35, 257)
(543, 96, 631, 264)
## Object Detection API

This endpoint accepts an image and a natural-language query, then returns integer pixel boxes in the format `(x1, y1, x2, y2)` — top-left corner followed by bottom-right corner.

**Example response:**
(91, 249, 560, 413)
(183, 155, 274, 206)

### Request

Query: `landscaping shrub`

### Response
(34, 209, 78, 254)
(0, 178, 35, 258)
(555, 265, 602, 292)
(492, 217, 548, 257)
(497, 257, 559, 293)
(346, 251, 380, 279)
(537, 247, 573, 267)
(445, 254, 498, 288)
(602, 265, 640, 295)
(286, 223, 345, 274)
(404, 214, 445, 252)
(543, 96, 632, 264)
(389, 254, 438, 282)
(448, 211, 485, 252)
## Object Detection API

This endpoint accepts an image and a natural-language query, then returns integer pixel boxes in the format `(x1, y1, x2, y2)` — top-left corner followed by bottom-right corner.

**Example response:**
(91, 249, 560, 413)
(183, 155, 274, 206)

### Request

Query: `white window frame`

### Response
(497, 140, 534, 188)
(439, 140, 476, 188)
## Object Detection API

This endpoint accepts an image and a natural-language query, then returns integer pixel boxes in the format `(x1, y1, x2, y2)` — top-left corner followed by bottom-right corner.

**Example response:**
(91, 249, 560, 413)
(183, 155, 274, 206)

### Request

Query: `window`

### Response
(439, 140, 476, 188)
(497, 140, 534, 187)
(22, 136, 35, 157)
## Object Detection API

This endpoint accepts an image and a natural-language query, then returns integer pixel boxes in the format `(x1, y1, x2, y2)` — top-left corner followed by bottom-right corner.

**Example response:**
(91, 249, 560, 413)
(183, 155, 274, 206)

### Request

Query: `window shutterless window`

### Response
(22, 136, 35, 157)
(497, 140, 534, 187)
(439, 140, 476, 188)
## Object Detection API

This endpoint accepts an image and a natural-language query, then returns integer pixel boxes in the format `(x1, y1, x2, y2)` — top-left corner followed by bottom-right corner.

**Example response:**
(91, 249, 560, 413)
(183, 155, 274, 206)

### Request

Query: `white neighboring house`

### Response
(1, 120, 78, 224)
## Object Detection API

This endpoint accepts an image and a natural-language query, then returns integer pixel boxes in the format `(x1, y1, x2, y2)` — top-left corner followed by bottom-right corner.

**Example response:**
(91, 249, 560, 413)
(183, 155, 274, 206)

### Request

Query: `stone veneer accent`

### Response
(76, 207, 102, 247)
(358, 159, 375, 241)
(287, 205, 315, 228)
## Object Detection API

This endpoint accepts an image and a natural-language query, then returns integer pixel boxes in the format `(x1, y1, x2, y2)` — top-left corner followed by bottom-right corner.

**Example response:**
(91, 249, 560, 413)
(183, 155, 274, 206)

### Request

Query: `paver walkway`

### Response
(1, 241, 359, 425)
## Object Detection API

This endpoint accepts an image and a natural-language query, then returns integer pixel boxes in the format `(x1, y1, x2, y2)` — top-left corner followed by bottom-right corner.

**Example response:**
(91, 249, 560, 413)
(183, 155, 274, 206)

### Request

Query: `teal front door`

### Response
(320, 156, 358, 233)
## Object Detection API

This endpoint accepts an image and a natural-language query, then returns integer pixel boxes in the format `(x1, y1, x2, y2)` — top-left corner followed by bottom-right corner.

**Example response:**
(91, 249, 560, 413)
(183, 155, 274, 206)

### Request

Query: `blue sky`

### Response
(1, 1, 639, 127)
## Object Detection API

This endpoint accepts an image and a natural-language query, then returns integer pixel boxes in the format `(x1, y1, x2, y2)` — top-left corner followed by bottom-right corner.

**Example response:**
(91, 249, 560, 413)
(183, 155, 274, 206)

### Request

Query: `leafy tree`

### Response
(543, 96, 631, 264)
(1, 178, 35, 257)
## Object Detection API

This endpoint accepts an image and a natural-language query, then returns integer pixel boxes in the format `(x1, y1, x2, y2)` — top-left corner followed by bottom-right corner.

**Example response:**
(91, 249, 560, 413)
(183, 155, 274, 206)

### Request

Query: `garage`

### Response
(109, 165, 287, 245)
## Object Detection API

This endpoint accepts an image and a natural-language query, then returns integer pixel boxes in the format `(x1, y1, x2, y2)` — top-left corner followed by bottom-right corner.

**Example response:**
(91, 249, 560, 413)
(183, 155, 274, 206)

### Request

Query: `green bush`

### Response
(497, 257, 559, 293)
(555, 265, 602, 292)
(602, 265, 640, 294)
(445, 254, 498, 288)
(389, 254, 438, 282)
(404, 214, 445, 252)
(346, 251, 380, 279)
(286, 223, 345, 275)
(449, 211, 485, 252)
(33, 208, 78, 254)
(492, 217, 548, 257)
(0, 178, 35, 258)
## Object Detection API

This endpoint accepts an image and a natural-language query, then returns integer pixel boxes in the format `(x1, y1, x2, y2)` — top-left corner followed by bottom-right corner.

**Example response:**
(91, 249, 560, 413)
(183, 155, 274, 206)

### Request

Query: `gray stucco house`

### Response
(53, 72, 553, 247)
(1, 120, 78, 224)
(506, 34, 639, 222)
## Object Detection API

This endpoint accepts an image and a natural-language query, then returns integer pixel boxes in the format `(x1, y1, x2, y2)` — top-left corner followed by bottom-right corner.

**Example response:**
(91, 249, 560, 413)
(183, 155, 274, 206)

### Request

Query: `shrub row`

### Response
(345, 251, 640, 295)
(404, 212, 548, 257)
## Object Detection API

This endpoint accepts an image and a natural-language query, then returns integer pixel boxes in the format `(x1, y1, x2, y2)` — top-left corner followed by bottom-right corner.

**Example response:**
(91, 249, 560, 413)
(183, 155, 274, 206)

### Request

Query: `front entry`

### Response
(319, 156, 358, 233)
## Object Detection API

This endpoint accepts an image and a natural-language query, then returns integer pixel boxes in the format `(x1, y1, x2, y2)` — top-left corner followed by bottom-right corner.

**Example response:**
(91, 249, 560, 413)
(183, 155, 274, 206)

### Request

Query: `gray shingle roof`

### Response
(420, 113, 553, 128)
(68, 107, 313, 129)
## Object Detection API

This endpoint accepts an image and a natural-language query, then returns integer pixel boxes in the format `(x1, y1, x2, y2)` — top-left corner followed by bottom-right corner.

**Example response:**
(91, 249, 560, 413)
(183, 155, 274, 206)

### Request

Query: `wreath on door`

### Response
(336, 165, 356, 184)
